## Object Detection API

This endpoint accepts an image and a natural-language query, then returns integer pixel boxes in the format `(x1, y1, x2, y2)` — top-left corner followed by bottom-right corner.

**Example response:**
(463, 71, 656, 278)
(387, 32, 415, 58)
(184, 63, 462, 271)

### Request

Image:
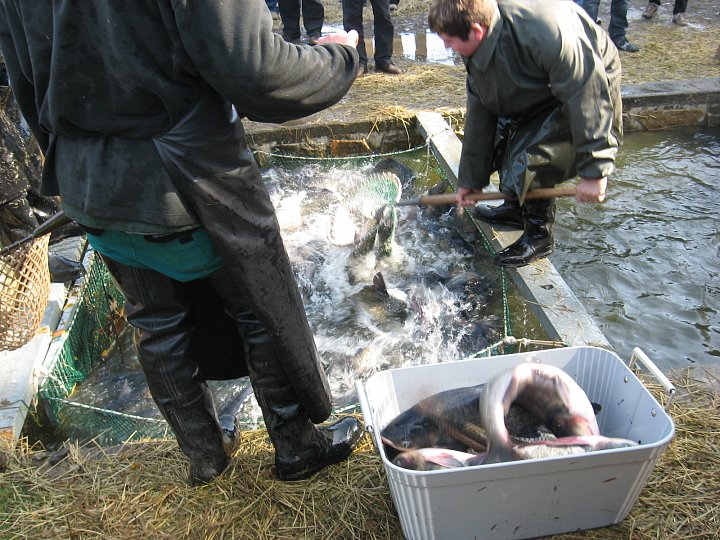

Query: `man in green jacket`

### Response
(0, 0, 363, 485)
(429, 0, 622, 267)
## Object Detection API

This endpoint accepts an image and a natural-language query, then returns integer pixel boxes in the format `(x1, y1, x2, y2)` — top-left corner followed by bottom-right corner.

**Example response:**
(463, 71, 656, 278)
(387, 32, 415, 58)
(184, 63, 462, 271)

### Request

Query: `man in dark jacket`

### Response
(0, 0, 363, 485)
(429, 0, 622, 267)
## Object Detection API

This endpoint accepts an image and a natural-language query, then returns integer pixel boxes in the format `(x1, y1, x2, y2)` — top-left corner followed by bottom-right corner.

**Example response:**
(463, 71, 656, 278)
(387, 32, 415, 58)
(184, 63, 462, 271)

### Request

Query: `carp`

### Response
(481, 362, 601, 464)
(351, 271, 410, 325)
(380, 383, 555, 456)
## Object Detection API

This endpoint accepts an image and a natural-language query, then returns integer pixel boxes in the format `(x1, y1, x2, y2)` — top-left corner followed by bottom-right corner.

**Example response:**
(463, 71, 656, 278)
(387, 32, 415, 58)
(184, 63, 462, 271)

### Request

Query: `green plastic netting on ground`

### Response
(36, 253, 171, 445)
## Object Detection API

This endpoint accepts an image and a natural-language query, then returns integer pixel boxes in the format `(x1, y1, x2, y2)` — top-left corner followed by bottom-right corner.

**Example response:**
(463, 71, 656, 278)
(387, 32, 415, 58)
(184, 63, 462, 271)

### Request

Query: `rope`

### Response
(468, 336, 567, 359)
(254, 144, 429, 163)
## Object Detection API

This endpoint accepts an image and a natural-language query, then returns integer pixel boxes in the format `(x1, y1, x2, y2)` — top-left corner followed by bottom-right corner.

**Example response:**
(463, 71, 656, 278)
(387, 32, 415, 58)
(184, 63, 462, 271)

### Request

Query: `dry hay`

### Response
(557, 366, 720, 539)
(618, 6, 720, 86)
(1, 369, 718, 540)
(0, 424, 402, 540)
(349, 63, 466, 113)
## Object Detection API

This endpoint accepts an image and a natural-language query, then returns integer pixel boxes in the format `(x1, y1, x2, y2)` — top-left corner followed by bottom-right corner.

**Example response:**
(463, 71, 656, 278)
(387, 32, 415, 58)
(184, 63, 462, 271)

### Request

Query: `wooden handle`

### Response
(398, 186, 577, 207)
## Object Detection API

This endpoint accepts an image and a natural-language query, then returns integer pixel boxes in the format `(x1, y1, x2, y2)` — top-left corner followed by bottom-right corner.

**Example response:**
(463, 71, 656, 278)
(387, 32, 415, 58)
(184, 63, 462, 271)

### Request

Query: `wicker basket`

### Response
(0, 235, 50, 351)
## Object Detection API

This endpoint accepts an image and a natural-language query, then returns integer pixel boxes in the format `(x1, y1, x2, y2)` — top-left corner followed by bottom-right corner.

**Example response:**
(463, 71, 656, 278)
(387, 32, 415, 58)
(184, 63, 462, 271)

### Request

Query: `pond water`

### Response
(553, 126, 720, 370)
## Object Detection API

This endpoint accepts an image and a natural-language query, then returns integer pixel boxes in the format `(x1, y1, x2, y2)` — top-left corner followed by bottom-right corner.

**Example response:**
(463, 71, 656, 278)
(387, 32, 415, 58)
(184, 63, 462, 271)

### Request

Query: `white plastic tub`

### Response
(356, 346, 675, 540)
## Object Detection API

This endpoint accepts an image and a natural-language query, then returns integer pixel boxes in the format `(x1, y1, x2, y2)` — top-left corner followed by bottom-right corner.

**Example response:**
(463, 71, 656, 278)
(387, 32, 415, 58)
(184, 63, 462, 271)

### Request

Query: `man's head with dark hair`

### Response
(428, 0, 497, 39)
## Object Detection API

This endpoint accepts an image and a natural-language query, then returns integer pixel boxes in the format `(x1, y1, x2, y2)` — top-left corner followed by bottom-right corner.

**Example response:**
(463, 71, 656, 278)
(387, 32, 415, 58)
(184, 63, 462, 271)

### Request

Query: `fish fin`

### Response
(465, 453, 486, 466)
(423, 452, 466, 469)
(373, 272, 389, 296)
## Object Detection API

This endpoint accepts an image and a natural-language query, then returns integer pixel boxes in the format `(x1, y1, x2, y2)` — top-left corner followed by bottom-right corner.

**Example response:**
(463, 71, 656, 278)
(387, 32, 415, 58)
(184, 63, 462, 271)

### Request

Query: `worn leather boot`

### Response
(472, 200, 524, 228)
(160, 389, 234, 486)
(375, 60, 402, 75)
(272, 416, 364, 481)
(642, 2, 658, 19)
(240, 323, 363, 480)
(493, 199, 555, 268)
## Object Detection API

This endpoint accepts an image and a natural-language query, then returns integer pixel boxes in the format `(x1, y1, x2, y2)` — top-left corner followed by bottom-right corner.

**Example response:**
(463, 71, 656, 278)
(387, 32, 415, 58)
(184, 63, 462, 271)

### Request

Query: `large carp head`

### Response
(481, 362, 600, 464)
(381, 406, 440, 452)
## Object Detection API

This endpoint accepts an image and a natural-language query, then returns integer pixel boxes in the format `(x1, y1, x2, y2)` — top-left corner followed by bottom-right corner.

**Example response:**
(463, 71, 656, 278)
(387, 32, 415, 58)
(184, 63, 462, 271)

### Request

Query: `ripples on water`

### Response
(553, 127, 720, 369)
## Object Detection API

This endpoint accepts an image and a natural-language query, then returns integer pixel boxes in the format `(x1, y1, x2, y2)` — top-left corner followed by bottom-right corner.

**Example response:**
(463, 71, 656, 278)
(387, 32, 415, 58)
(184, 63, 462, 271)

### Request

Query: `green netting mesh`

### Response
(38, 252, 171, 445)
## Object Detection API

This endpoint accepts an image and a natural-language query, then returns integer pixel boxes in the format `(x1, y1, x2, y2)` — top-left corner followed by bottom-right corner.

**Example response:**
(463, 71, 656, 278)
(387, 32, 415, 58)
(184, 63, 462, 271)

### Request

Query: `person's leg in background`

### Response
(672, 0, 689, 25)
(369, 0, 401, 74)
(301, 0, 325, 44)
(608, 0, 640, 52)
(279, 0, 302, 43)
(342, 0, 369, 75)
(642, 0, 661, 20)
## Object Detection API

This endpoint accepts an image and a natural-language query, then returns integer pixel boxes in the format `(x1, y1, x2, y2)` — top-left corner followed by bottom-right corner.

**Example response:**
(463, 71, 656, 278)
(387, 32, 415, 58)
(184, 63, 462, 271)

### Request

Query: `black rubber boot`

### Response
(494, 199, 555, 268)
(162, 389, 234, 486)
(472, 200, 524, 228)
(240, 319, 363, 481)
(207, 271, 364, 481)
(100, 257, 234, 486)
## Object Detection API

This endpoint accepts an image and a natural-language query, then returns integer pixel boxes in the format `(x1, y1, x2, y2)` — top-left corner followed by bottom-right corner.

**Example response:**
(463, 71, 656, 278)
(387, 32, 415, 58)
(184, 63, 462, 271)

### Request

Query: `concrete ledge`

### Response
(621, 78, 720, 131)
(0, 282, 65, 440)
(247, 116, 426, 159)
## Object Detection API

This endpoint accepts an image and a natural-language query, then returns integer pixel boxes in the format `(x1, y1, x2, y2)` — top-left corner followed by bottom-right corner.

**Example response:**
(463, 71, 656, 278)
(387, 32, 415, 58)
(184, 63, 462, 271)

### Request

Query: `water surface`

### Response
(553, 127, 720, 369)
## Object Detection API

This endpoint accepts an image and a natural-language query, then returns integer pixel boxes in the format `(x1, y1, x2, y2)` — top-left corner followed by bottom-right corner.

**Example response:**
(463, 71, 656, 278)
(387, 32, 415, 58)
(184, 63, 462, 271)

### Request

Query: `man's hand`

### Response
(315, 30, 359, 48)
(575, 177, 607, 203)
(455, 186, 482, 211)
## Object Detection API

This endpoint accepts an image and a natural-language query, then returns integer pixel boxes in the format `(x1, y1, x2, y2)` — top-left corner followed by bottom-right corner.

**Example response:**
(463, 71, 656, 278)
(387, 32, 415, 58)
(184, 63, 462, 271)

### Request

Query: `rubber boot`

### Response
(493, 199, 555, 268)
(100, 257, 234, 486)
(472, 200, 524, 228)
(160, 388, 234, 486)
(207, 269, 363, 481)
(235, 312, 363, 480)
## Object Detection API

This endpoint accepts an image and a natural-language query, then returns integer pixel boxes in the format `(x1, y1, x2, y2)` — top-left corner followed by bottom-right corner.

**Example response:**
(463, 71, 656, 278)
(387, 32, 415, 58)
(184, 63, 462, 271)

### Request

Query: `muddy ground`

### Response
(264, 0, 720, 128)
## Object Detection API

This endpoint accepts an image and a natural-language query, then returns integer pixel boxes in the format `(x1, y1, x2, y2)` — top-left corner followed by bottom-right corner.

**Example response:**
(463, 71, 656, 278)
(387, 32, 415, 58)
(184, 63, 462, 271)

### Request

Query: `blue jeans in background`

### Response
(582, 0, 630, 46)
